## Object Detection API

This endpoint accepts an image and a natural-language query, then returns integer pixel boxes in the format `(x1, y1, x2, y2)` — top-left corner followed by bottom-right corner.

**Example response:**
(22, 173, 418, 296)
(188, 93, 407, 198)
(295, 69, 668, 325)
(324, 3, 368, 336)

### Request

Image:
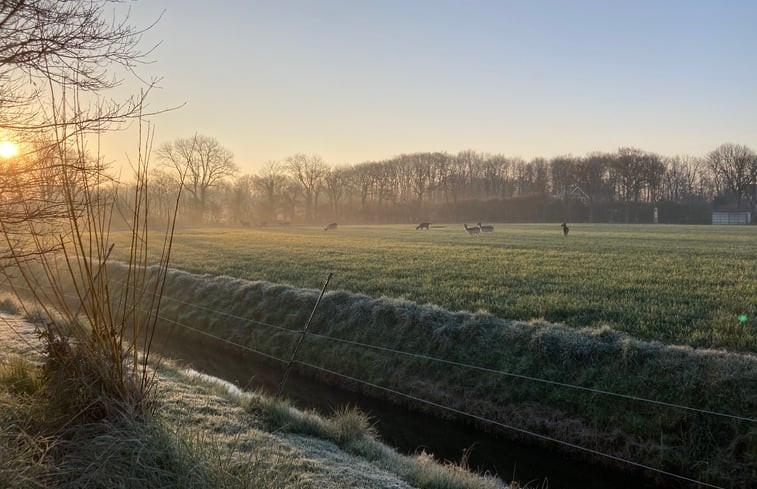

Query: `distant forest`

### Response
(128, 138, 757, 226)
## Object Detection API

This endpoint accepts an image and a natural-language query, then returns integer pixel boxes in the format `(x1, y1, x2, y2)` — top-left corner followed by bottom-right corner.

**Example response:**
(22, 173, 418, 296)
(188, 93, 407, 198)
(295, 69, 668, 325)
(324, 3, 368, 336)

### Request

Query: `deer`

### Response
(416, 222, 431, 230)
(561, 222, 569, 237)
(324, 222, 337, 231)
(463, 223, 481, 236)
(477, 222, 494, 233)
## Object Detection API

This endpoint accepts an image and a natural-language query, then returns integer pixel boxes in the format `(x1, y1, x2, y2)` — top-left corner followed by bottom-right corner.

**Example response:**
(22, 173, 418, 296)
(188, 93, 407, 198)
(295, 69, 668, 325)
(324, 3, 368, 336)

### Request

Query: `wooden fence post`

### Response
(276, 272, 333, 399)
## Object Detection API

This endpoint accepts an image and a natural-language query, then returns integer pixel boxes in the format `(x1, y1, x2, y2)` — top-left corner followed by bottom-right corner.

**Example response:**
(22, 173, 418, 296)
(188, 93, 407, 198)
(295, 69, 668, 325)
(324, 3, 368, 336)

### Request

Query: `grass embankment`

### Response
(98, 262, 757, 488)
(0, 308, 507, 489)
(108, 224, 757, 352)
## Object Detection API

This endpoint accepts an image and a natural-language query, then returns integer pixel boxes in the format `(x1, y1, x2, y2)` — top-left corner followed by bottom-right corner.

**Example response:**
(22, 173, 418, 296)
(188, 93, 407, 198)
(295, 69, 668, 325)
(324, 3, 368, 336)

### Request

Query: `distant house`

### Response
(712, 211, 751, 225)
(569, 186, 590, 205)
(555, 185, 590, 205)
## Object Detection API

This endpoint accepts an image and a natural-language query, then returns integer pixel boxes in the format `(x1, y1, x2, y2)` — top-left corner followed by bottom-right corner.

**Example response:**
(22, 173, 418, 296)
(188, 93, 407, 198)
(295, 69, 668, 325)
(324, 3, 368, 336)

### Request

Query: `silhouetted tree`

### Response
(707, 143, 755, 210)
(253, 160, 287, 224)
(1, 0, 155, 135)
(345, 163, 373, 215)
(146, 168, 180, 223)
(0, 0, 158, 257)
(285, 153, 327, 223)
(611, 147, 654, 221)
(551, 155, 578, 221)
(641, 152, 665, 204)
(158, 135, 238, 220)
(575, 153, 611, 221)
(324, 166, 348, 219)
(228, 174, 255, 224)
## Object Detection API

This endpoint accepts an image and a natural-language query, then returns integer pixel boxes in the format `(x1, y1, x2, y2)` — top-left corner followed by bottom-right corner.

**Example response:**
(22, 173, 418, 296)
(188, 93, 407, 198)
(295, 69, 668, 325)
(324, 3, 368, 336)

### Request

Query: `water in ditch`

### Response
(154, 337, 676, 489)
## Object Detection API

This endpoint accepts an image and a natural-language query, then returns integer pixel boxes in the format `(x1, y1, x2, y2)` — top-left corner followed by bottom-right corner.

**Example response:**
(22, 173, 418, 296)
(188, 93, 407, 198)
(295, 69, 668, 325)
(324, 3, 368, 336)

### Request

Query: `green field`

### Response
(112, 223, 757, 351)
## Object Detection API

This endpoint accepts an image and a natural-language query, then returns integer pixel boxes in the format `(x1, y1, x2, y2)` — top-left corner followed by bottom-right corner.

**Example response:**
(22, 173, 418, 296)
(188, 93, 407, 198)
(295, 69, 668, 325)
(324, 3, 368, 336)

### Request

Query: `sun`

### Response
(0, 141, 18, 158)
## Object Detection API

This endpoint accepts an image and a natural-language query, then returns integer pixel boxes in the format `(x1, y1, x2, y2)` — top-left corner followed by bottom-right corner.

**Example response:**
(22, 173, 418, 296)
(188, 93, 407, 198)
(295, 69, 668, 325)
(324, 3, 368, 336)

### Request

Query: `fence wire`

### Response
(153, 286, 757, 424)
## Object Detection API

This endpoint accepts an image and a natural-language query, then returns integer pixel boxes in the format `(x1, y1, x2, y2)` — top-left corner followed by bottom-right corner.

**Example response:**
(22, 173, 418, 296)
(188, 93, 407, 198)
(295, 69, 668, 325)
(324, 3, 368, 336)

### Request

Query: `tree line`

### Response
(132, 136, 757, 226)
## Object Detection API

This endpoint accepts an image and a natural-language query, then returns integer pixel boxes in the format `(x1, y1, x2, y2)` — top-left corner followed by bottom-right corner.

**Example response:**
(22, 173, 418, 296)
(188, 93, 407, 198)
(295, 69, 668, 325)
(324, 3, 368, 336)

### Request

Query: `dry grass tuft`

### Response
(330, 405, 378, 447)
(0, 354, 44, 396)
(0, 295, 20, 315)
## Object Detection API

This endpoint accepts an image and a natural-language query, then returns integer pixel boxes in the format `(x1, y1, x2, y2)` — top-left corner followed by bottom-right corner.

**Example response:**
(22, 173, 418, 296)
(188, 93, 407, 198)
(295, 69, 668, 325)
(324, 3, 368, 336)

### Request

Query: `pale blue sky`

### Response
(104, 0, 757, 173)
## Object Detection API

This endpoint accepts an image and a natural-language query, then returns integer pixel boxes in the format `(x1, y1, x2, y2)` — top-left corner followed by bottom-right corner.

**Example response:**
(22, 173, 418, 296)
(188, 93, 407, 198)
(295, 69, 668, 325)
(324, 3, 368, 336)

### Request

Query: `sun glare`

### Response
(0, 141, 18, 158)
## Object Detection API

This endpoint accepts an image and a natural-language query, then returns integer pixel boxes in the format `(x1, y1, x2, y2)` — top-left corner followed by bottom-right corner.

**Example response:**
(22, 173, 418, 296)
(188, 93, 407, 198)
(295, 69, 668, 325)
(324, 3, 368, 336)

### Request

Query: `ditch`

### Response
(154, 335, 680, 489)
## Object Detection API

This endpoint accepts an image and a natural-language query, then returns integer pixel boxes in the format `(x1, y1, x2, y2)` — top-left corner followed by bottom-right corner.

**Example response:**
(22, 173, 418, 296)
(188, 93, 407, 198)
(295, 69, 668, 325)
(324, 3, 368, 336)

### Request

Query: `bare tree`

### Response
(286, 153, 327, 223)
(515, 159, 537, 196)
(0, 1, 160, 230)
(482, 154, 511, 198)
(662, 155, 699, 202)
(551, 155, 578, 221)
(530, 157, 550, 197)
(640, 152, 665, 204)
(408, 154, 432, 210)
(157, 135, 238, 220)
(574, 153, 612, 221)
(368, 161, 396, 214)
(253, 160, 287, 224)
(228, 174, 255, 225)
(611, 147, 655, 221)
(449, 151, 474, 205)
(456, 149, 483, 198)
(1, 0, 158, 136)
(707, 143, 755, 210)
(345, 163, 374, 214)
(324, 166, 348, 219)
(145, 168, 180, 223)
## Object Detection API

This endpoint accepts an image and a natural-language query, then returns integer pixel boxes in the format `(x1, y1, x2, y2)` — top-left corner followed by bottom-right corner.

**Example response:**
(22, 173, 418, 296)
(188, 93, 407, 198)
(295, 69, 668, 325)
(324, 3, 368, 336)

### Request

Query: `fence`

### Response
(712, 211, 752, 225)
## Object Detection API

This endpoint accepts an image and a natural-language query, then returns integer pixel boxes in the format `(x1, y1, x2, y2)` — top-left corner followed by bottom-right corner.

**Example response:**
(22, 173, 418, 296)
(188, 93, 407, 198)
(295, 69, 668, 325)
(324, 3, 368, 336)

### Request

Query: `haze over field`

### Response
(2, 3, 756, 488)
(104, 0, 757, 172)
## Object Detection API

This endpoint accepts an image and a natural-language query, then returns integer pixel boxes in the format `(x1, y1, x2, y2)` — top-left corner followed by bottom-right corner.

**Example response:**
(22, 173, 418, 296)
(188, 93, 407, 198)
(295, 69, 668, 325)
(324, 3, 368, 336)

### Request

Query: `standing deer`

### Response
(477, 222, 494, 233)
(561, 222, 569, 237)
(416, 222, 431, 230)
(325, 222, 337, 231)
(464, 223, 481, 236)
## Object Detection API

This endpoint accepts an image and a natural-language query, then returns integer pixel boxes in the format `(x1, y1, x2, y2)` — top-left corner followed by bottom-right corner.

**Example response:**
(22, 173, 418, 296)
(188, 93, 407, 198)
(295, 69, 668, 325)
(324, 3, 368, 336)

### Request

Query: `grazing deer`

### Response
(561, 222, 569, 237)
(325, 222, 337, 231)
(464, 223, 481, 236)
(416, 222, 431, 230)
(477, 222, 494, 233)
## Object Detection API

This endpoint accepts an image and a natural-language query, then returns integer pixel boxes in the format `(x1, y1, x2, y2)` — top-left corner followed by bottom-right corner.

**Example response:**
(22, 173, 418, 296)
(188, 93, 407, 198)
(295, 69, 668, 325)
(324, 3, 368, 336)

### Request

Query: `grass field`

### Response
(95, 224, 757, 487)
(111, 223, 757, 351)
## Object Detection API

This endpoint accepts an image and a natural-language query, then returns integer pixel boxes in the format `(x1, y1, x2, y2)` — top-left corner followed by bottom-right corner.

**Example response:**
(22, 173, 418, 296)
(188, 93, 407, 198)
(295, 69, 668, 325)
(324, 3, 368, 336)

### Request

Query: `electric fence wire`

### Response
(8, 280, 757, 424)
(133, 305, 741, 489)
(295, 358, 726, 489)
(302, 331, 757, 423)
(151, 286, 757, 424)
(153, 314, 287, 364)
(0, 282, 734, 489)
(157, 292, 298, 334)
(109, 299, 732, 489)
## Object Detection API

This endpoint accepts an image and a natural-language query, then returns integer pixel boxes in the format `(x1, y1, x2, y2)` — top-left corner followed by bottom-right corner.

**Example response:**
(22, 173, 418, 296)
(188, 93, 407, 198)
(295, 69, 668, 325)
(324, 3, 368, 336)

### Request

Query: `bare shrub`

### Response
(0, 2, 178, 422)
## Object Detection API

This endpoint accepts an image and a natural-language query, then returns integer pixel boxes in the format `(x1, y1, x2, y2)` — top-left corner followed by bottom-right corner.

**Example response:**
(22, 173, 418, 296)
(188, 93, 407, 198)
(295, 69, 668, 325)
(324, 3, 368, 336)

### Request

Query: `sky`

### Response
(102, 0, 757, 174)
